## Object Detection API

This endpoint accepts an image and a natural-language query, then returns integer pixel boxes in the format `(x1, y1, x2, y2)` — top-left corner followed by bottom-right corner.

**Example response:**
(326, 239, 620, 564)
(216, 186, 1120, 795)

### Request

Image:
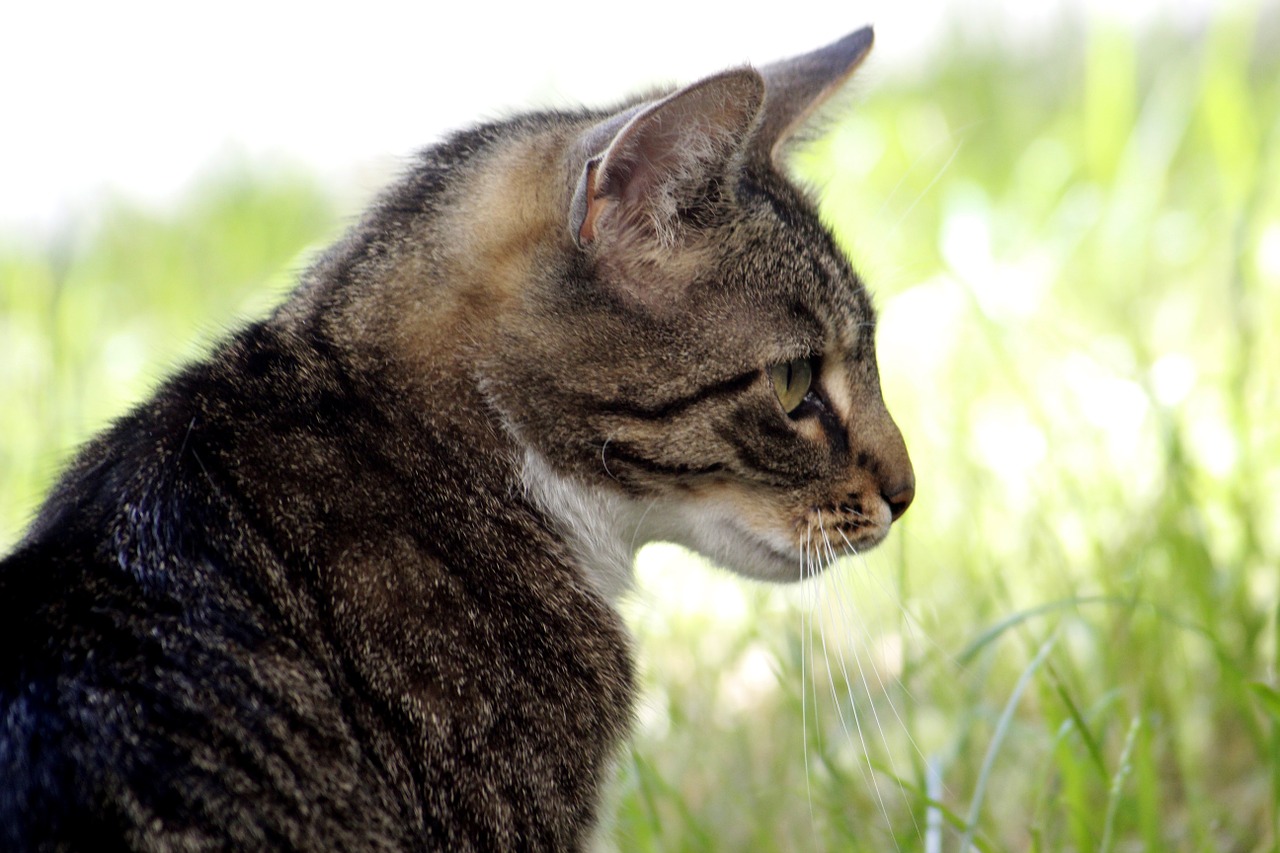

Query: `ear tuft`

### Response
(571, 69, 764, 249)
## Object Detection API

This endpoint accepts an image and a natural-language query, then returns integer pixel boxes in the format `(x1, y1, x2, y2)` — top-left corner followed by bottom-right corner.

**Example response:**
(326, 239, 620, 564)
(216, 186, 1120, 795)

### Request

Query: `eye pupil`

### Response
(769, 356, 813, 415)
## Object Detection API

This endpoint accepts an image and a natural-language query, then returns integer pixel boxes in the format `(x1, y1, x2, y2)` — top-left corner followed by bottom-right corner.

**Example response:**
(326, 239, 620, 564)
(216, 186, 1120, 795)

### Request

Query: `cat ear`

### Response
(754, 26, 875, 163)
(570, 69, 764, 248)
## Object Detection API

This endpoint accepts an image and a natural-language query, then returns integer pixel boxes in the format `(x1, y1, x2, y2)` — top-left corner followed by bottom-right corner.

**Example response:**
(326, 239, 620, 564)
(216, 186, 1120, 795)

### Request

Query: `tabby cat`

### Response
(0, 27, 913, 850)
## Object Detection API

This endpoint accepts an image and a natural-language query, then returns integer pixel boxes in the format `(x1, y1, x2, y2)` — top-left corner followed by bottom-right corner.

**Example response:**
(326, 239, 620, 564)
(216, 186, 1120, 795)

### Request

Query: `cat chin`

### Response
(519, 448, 891, 596)
(658, 486, 896, 584)
(686, 514, 891, 585)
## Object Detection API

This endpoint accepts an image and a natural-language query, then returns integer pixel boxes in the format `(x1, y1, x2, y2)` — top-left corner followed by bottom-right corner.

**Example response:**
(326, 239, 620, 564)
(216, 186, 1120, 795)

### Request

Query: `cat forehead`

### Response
(717, 172, 875, 334)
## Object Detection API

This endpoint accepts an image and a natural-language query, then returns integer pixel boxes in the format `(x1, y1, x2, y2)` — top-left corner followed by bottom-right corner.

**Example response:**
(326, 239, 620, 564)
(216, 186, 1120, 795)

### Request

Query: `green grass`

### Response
(2, 9, 1277, 851)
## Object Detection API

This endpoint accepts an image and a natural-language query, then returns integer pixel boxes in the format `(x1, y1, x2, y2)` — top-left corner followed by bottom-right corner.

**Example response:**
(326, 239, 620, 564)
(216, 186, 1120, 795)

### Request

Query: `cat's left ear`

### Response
(754, 26, 875, 163)
(570, 69, 764, 249)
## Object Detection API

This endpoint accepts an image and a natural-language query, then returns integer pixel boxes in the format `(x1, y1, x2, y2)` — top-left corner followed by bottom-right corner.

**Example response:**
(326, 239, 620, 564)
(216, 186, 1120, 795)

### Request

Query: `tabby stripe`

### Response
(816, 403, 850, 458)
(738, 177, 844, 259)
(604, 442, 726, 479)
(715, 425, 799, 485)
(588, 370, 758, 421)
(788, 298, 824, 335)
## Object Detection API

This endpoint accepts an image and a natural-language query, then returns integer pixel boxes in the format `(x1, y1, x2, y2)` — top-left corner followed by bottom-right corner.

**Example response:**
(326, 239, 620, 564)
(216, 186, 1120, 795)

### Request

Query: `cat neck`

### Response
(292, 123, 577, 381)
(275, 119, 675, 605)
(519, 448, 645, 601)
(520, 448, 738, 602)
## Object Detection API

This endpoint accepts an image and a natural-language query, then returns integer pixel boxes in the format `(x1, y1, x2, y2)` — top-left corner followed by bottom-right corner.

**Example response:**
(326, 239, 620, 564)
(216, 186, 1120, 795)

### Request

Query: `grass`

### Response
(2, 8, 1277, 851)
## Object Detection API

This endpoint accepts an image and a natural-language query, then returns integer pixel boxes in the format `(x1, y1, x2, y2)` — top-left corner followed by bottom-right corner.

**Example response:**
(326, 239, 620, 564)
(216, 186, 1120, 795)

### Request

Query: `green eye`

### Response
(769, 357, 813, 415)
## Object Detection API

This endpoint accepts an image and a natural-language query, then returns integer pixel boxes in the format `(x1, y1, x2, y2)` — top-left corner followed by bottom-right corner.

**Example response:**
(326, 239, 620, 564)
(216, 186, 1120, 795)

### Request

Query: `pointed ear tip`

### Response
(843, 25, 875, 55)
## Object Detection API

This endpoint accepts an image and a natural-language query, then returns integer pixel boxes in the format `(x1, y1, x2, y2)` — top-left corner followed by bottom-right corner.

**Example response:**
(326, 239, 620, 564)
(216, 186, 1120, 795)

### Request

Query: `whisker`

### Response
(801, 521, 817, 840)
(814, 517, 857, 752)
(836, 528, 963, 688)
(806, 527, 825, 764)
(837, 504, 869, 521)
(825, 530, 923, 845)
(817, 522, 900, 848)
(877, 121, 982, 245)
(627, 497, 660, 555)
(599, 436, 619, 481)
(884, 140, 964, 244)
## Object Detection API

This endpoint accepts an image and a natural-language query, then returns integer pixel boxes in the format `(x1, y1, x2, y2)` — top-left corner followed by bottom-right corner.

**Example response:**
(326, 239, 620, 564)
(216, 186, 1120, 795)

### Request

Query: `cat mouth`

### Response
(802, 514, 891, 556)
(667, 489, 894, 583)
(722, 514, 889, 583)
(793, 519, 890, 573)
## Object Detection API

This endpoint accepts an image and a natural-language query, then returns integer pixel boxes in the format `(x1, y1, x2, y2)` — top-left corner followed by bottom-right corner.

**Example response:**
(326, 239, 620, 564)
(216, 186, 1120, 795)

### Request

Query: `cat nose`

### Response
(863, 402, 914, 522)
(883, 479, 914, 522)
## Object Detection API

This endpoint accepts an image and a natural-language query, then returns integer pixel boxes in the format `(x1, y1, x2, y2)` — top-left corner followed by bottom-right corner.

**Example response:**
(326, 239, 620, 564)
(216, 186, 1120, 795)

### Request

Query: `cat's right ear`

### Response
(569, 69, 764, 250)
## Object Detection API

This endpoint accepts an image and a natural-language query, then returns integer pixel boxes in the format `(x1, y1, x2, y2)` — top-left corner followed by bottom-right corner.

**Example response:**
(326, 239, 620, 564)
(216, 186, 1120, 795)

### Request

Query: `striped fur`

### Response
(0, 28, 910, 850)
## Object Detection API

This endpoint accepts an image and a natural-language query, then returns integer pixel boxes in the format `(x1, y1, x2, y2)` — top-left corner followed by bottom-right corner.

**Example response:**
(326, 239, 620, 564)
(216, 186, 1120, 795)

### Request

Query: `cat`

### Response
(0, 26, 913, 851)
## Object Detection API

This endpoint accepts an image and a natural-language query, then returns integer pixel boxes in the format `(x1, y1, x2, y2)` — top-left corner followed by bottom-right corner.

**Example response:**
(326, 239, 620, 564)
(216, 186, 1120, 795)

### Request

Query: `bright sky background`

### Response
(1, 0, 1217, 234)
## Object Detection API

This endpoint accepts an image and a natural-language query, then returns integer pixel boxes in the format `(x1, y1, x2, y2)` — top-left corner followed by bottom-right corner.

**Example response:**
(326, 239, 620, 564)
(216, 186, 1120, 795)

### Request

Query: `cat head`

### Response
(483, 28, 913, 585)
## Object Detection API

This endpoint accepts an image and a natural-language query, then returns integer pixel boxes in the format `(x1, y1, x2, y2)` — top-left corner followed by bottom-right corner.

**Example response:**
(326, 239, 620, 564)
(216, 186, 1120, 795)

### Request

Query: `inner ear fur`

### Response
(568, 26, 876, 250)
(569, 69, 764, 249)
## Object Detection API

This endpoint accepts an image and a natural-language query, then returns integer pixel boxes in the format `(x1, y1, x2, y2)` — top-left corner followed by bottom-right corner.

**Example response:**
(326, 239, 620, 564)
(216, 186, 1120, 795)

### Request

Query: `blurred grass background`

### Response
(1, 6, 1277, 851)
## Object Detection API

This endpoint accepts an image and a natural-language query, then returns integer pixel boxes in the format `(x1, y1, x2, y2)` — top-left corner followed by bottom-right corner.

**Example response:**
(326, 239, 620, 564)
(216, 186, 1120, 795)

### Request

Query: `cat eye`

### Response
(769, 357, 813, 415)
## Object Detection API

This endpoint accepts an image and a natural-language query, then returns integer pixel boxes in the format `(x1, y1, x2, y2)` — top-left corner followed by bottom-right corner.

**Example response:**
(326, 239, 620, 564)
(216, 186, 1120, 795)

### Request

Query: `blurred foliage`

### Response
(2, 6, 1278, 852)
(0, 165, 337, 537)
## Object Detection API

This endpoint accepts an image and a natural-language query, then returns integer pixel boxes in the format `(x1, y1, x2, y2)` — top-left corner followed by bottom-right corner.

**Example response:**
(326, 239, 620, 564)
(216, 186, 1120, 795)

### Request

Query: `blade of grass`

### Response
(1098, 715, 1142, 853)
(960, 632, 1058, 853)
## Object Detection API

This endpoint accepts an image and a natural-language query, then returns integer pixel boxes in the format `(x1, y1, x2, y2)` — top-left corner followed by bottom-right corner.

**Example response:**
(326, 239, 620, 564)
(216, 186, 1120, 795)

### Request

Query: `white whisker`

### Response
(837, 528, 962, 691)
(627, 497, 661, 555)
(801, 521, 817, 839)
(814, 518, 857, 750)
(816, 522, 899, 848)
(834, 525, 936, 824)
(876, 121, 981, 245)
(599, 436, 618, 481)
(884, 140, 964, 243)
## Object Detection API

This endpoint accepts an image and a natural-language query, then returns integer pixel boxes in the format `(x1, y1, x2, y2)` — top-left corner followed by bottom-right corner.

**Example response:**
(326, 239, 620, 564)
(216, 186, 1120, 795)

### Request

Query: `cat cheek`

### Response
(791, 416, 828, 446)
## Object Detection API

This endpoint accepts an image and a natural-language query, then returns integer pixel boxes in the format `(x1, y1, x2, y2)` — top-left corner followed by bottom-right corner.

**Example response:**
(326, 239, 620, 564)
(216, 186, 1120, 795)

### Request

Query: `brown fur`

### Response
(0, 27, 911, 850)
